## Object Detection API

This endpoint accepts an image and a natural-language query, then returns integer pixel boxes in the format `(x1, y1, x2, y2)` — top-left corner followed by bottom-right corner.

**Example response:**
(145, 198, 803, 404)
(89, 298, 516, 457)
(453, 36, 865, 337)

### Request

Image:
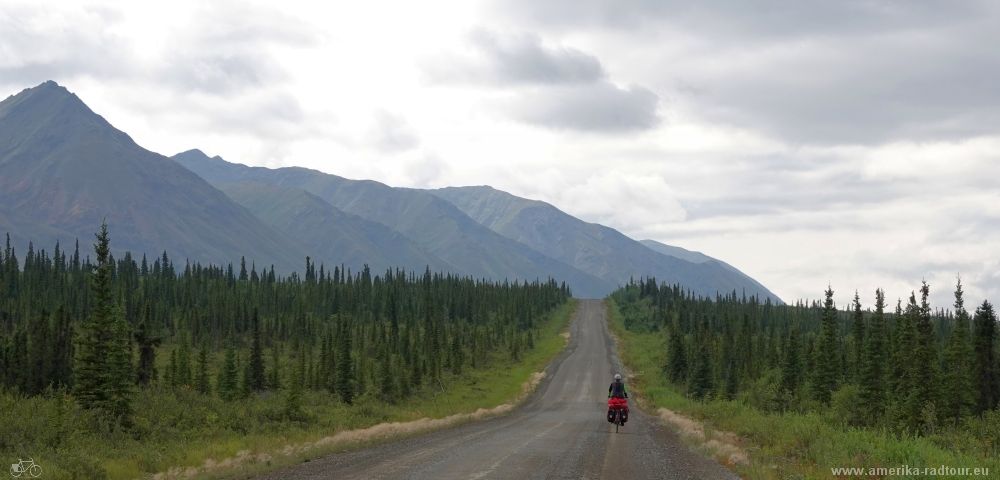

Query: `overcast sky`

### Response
(2, 0, 998, 308)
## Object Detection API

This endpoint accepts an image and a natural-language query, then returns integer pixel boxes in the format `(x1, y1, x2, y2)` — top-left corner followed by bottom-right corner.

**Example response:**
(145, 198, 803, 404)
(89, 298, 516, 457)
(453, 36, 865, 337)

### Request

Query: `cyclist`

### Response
(608, 373, 628, 399)
(607, 373, 629, 424)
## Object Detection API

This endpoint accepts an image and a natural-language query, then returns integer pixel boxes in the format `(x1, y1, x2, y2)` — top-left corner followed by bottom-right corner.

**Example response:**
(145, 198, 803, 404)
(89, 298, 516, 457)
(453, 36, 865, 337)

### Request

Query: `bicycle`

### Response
(9, 458, 41, 478)
(607, 397, 629, 433)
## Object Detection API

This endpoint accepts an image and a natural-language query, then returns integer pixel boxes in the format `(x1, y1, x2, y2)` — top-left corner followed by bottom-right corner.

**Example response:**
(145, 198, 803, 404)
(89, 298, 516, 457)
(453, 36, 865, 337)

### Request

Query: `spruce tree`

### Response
(73, 222, 133, 423)
(449, 334, 463, 375)
(941, 279, 974, 423)
(973, 301, 998, 414)
(335, 317, 355, 404)
(218, 344, 239, 401)
(859, 289, 887, 425)
(284, 348, 304, 419)
(323, 331, 337, 394)
(723, 360, 738, 401)
(134, 315, 161, 386)
(907, 282, 938, 433)
(50, 307, 74, 389)
(850, 291, 865, 382)
(176, 338, 192, 387)
(688, 325, 713, 400)
(890, 297, 914, 408)
(27, 309, 51, 395)
(780, 326, 801, 396)
(665, 323, 688, 383)
(377, 346, 395, 402)
(269, 342, 282, 390)
(196, 344, 211, 395)
(810, 287, 839, 404)
(247, 309, 266, 392)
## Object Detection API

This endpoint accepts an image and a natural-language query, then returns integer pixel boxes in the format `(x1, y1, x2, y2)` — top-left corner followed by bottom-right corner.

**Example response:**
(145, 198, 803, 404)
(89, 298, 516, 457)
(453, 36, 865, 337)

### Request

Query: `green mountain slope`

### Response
(639, 238, 777, 299)
(173, 151, 613, 297)
(637, 239, 715, 264)
(432, 186, 781, 302)
(0, 81, 304, 270)
(218, 179, 454, 274)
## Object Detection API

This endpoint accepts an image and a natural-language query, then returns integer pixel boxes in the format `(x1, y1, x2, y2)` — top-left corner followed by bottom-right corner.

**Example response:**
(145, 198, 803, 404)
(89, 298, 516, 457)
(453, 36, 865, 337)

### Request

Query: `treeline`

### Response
(612, 278, 999, 434)
(0, 225, 570, 424)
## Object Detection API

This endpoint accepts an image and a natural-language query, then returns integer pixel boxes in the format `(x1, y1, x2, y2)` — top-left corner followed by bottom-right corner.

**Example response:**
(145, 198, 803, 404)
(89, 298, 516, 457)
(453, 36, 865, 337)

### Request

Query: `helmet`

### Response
(614, 373, 622, 380)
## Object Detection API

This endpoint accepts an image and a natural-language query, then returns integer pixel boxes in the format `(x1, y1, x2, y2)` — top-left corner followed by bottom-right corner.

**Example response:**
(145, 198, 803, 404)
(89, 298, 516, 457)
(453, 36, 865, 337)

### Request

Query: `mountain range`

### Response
(0, 81, 781, 301)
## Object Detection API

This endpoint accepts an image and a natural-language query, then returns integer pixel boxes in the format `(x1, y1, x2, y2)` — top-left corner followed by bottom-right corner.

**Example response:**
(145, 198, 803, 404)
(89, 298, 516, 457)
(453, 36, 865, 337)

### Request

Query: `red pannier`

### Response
(607, 397, 629, 423)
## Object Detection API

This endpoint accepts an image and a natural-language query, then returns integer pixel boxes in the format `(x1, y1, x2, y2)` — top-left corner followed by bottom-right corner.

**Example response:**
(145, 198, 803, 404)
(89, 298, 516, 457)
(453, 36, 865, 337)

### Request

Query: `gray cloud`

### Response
(402, 154, 450, 188)
(0, 5, 133, 88)
(367, 110, 420, 153)
(680, 31, 1000, 144)
(0, 2, 315, 96)
(425, 29, 659, 132)
(494, 0, 987, 39)
(0, 1, 325, 157)
(424, 29, 604, 85)
(508, 82, 659, 132)
(161, 53, 287, 94)
(494, 0, 1000, 144)
(155, 2, 317, 95)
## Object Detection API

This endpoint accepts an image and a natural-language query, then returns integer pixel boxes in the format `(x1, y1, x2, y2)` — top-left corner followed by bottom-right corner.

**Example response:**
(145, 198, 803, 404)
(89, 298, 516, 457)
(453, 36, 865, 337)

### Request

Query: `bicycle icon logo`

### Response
(9, 458, 41, 478)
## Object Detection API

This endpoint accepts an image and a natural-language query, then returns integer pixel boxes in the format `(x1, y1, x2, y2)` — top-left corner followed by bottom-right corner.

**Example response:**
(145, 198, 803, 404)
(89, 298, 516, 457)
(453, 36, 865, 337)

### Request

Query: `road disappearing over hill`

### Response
(258, 299, 737, 479)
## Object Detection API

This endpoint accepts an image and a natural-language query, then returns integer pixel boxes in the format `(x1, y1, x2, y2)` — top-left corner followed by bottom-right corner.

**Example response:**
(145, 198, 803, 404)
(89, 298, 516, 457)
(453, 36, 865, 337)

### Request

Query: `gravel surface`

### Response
(255, 299, 739, 480)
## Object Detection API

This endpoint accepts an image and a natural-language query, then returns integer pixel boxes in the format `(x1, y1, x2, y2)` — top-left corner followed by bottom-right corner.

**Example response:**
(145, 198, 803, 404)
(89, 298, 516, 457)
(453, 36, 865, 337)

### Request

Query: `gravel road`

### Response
(255, 299, 738, 479)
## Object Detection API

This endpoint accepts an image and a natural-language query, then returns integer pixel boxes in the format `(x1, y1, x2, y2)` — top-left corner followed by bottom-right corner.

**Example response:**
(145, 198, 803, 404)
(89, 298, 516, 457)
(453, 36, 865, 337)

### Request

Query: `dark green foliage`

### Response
(196, 345, 211, 395)
(377, 346, 395, 403)
(284, 347, 305, 420)
(246, 310, 266, 393)
(336, 317, 355, 404)
(612, 277, 999, 437)
(1, 225, 570, 421)
(269, 343, 282, 390)
(973, 300, 998, 414)
(903, 283, 938, 433)
(723, 360, 738, 401)
(849, 291, 865, 383)
(890, 298, 914, 414)
(665, 323, 687, 383)
(218, 344, 240, 401)
(942, 279, 974, 423)
(811, 287, 840, 404)
(859, 289, 887, 424)
(780, 326, 801, 396)
(688, 323, 714, 400)
(72, 223, 133, 423)
(134, 314, 160, 386)
(175, 338, 192, 388)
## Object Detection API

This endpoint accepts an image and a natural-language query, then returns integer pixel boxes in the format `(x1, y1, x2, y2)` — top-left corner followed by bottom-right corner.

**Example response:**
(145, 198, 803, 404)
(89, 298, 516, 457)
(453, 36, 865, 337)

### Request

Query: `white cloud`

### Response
(860, 136, 1000, 181)
(541, 170, 686, 235)
(422, 29, 605, 85)
(367, 110, 420, 153)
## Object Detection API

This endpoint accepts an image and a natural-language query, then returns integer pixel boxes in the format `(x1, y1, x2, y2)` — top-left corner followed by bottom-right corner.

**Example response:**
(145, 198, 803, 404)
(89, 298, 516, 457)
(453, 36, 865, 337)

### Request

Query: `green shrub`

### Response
(828, 384, 863, 428)
(739, 368, 783, 412)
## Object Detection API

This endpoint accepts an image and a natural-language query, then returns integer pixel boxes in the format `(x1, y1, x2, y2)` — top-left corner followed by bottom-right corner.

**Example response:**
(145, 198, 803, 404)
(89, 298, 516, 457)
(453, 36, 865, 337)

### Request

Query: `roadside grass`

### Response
(606, 299, 1000, 480)
(0, 300, 576, 480)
